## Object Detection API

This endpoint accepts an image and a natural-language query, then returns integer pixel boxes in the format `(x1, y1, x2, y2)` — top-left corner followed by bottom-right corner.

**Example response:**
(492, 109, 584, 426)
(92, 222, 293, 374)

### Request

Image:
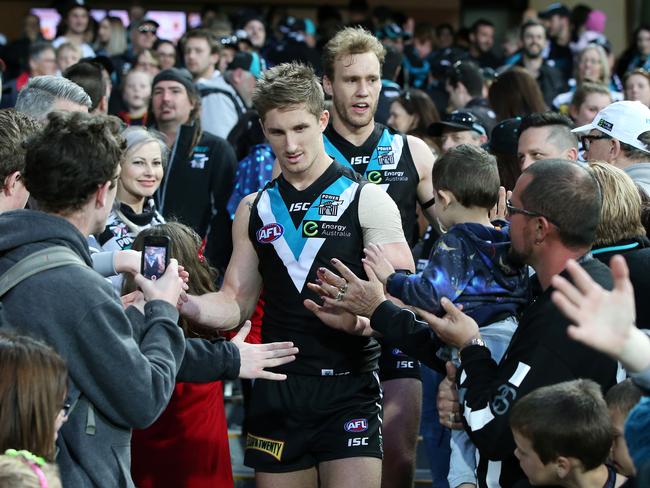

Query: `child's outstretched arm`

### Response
(363, 243, 396, 286)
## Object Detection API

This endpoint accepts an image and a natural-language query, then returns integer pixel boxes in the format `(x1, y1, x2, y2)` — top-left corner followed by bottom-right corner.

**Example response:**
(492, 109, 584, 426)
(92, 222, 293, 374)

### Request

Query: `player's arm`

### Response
(180, 194, 263, 330)
(359, 183, 415, 272)
(407, 135, 437, 225)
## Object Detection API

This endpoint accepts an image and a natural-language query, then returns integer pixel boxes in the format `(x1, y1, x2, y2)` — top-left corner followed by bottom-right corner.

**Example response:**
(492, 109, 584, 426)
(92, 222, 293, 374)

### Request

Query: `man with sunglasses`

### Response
(111, 18, 159, 87)
(572, 100, 650, 195)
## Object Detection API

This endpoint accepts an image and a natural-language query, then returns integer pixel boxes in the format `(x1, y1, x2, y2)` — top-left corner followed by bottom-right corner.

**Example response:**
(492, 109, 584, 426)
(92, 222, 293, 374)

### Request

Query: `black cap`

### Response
(446, 61, 483, 96)
(134, 17, 160, 30)
(538, 3, 571, 19)
(279, 16, 306, 34)
(227, 51, 262, 78)
(152, 68, 197, 97)
(376, 23, 411, 41)
(56, 0, 89, 17)
(429, 111, 487, 137)
(484, 117, 522, 155)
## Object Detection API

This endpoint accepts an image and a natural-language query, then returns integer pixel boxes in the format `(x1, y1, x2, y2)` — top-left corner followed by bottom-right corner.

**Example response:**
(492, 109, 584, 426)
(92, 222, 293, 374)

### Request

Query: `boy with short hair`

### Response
(364, 143, 529, 487)
(605, 379, 643, 478)
(509, 379, 622, 487)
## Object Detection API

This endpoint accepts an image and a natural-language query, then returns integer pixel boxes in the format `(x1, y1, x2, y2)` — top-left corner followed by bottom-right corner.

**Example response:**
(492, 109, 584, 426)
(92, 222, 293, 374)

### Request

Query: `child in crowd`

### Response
(55, 42, 82, 74)
(605, 379, 643, 478)
(363, 143, 529, 488)
(509, 379, 625, 487)
(0, 451, 62, 488)
(117, 70, 151, 126)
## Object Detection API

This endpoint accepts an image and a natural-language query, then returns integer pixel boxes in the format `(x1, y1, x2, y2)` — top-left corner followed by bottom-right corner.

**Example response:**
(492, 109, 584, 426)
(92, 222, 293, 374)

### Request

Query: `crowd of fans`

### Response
(0, 0, 650, 487)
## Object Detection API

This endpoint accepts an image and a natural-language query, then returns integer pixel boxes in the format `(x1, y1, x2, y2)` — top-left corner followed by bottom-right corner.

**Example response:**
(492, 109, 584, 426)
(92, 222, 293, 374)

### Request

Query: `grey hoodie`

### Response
(0, 210, 186, 487)
(624, 162, 650, 196)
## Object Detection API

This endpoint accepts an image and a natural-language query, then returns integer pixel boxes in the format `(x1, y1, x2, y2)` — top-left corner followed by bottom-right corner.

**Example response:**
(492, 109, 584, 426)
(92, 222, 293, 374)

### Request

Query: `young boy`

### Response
(605, 379, 642, 478)
(509, 379, 624, 487)
(364, 143, 529, 487)
(117, 69, 151, 126)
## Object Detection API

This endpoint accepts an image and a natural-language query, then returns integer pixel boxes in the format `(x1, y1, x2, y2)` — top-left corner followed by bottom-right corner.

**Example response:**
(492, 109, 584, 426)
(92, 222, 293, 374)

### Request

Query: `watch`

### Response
(460, 334, 486, 352)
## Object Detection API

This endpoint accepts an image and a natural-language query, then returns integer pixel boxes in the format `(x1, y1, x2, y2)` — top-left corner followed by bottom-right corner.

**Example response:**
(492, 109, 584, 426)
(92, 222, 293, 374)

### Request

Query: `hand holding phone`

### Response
(141, 236, 170, 280)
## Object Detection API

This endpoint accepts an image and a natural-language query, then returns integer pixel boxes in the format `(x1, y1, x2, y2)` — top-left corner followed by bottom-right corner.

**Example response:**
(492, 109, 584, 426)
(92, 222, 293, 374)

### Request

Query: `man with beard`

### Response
(539, 3, 574, 83)
(313, 159, 620, 488)
(467, 19, 503, 70)
(320, 26, 436, 488)
(509, 20, 566, 108)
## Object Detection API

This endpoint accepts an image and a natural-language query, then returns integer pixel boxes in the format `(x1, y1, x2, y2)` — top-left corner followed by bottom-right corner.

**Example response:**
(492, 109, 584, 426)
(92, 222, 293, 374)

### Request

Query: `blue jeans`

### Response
(420, 365, 451, 488)
(448, 316, 518, 488)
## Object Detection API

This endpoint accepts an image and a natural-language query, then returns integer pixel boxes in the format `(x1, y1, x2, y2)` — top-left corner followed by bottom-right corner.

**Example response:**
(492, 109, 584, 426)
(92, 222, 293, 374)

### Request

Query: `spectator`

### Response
(2, 13, 44, 80)
(55, 42, 82, 74)
(467, 19, 502, 69)
(15, 75, 90, 121)
(506, 20, 566, 108)
(387, 89, 440, 154)
(183, 28, 246, 140)
(485, 117, 523, 191)
(622, 25, 650, 75)
(446, 60, 496, 134)
(624, 69, 650, 108)
(154, 39, 177, 70)
(266, 16, 322, 75)
(518, 111, 578, 169)
(538, 3, 574, 82)
(429, 110, 488, 154)
(488, 67, 547, 122)
(0, 42, 57, 109)
(94, 16, 127, 57)
(573, 100, 650, 194)
(436, 23, 454, 50)
(149, 68, 237, 273)
(375, 44, 402, 125)
(128, 222, 235, 487)
(605, 380, 642, 478)
(63, 61, 107, 114)
(224, 51, 261, 109)
(111, 18, 159, 86)
(52, 0, 95, 58)
(509, 379, 620, 487)
(0, 451, 62, 488)
(0, 331, 68, 461)
(402, 22, 435, 89)
(568, 82, 612, 128)
(135, 48, 160, 78)
(586, 161, 650, 327)
(242, 15, 267, 52)
(0, 109, 41, 213)
(117, 69, 151, 125)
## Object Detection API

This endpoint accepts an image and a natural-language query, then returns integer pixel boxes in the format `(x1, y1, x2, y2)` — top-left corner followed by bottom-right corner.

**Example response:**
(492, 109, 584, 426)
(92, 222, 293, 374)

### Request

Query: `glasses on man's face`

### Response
(506, 199, 560, 228)
(138, 25, 157, 35)
(581, 134, 610, 151)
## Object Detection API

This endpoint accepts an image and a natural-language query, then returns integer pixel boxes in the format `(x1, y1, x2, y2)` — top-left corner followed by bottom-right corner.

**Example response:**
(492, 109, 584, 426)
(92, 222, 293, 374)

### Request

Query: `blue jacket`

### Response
(387, 222, 529, 326)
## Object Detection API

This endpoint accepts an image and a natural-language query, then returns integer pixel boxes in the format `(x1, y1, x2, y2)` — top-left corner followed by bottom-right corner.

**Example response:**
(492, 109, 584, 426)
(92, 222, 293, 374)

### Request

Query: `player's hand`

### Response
(231, 321, 298, 380)
(414, 298, 479, 349)
(134, 259, 184, 306)
(438, 362, 463, 430)
(363, 243, 395, 286)
(303, 298, 373, 335)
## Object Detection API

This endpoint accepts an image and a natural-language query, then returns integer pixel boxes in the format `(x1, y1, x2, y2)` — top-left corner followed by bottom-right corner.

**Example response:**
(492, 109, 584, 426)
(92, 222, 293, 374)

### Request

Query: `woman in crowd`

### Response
(587, 161, 650, 327)
(94, 16, 127, 57)
(0, 330, 68, 463)
(387, 88, 440, 155)
(624, 68, 650, 107)
(553, 43, 622, 113)
(94, 126, 166, 253)
(488, 67, 547, 122)
(620, 25, 650, 75)
(154, 39, 177, 70)
(569, 81, 613, 127)
(128, 222, 233, 488)
(135, 49, 161, 78)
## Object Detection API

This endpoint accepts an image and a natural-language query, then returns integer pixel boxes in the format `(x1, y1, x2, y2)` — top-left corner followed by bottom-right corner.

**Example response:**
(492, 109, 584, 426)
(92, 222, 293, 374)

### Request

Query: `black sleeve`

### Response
(205, 137, 237, 272)
(176, 337, 241, 382)
(370, 300, 446, 372)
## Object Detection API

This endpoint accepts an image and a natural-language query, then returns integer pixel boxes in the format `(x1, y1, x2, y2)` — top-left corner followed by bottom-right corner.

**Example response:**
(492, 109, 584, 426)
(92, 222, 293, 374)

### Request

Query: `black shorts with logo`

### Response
(244, 372, 383, 472)
(377, 339, 422, 382)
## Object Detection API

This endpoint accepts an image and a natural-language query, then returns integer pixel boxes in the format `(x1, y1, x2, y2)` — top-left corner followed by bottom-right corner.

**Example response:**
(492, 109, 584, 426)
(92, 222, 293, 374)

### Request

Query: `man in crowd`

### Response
(112, 17, 158, 82)
(181, 61, 414, 488)
(466, 19, 502, 69)
(0, 109, 40, 213)
(15, 75, 90, 121)
(1, 42, 57, 109)
(224, 51, 260, 110)
(539, 2, 574, 83)
(445, 60, 496, 134)
(316, 159, 620, 487)
(572, 100, 650, 195)
(518, 111, 579, 169)
(429, 110, 488, 154)
(183, 28, 245, 139)
(321, 27, 436, 488)
(52, 0, 95, 58)
(508, 20, 566, 108)
(149, 68, 236, 274)
(63, 61, 108, 114)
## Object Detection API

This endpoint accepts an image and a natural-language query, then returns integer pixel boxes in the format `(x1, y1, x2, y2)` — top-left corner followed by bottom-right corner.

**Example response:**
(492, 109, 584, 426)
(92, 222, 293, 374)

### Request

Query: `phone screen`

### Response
(142, 245, 167, 280)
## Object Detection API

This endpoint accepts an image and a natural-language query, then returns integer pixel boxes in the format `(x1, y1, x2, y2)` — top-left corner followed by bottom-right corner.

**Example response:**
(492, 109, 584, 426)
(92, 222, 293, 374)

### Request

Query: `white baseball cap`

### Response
(572, 100, 650, 154)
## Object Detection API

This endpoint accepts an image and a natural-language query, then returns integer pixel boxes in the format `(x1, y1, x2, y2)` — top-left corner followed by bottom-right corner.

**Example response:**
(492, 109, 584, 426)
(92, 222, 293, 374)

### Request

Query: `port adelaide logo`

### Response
(317, 193, 342, 216)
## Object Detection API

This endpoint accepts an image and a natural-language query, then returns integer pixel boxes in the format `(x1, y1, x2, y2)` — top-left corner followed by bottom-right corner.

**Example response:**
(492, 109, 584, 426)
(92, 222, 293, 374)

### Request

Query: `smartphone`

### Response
(141, 236, 170, 281)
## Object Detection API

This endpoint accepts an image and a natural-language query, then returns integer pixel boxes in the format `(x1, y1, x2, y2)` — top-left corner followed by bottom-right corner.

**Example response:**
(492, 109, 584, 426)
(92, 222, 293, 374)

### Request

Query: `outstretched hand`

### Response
(231, 321, 299, 380)
(414, 298, 479, 349)
(363, 243, 395, 286)
(437, 361, 463, 430)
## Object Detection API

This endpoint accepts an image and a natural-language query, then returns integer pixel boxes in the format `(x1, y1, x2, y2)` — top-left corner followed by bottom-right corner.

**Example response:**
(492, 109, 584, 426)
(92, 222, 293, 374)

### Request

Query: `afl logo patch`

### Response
(256, 223, 284, 243)
(344, 418, 368, 433)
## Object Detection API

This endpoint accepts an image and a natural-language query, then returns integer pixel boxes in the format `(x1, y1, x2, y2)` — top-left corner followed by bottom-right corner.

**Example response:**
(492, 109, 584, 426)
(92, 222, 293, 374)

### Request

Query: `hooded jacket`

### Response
(387, 222, 529, 326)
(624, 163, 650, 197)
(0, 210, 186, 487)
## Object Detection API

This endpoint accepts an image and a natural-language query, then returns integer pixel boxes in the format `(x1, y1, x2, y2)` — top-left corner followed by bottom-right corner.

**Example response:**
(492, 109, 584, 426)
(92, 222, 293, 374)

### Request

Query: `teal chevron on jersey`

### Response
(323, 128, 404, 176)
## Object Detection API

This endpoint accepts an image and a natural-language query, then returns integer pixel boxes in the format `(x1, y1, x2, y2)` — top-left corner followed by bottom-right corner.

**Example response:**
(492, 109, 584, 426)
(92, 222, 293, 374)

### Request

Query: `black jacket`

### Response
(156, 125, 236, 272)
(516, 58, 566, 108)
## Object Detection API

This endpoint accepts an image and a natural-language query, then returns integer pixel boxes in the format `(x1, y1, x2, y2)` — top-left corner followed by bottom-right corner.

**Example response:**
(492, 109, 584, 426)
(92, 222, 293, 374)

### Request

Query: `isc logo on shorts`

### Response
(344, 418, 368, 433)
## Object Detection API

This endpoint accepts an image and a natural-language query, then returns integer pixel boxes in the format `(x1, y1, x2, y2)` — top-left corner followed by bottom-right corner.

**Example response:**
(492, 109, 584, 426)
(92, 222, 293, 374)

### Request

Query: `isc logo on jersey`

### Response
(256, 223, 284, 243)
(350, 155, 370, 165)
(344, 418, 368, 433)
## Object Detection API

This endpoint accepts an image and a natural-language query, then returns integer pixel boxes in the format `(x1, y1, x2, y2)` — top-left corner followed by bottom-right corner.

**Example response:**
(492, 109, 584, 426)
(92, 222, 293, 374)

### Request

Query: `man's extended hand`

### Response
(231, 321, 299, 380)
(437, 361, 463, 430)
(414, 298, 479, 349)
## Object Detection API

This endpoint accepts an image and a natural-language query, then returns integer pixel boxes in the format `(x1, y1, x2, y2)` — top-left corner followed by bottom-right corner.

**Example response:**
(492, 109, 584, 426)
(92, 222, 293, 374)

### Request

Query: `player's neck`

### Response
(331, 110, 375, 146)
(283, 150, 333, 191)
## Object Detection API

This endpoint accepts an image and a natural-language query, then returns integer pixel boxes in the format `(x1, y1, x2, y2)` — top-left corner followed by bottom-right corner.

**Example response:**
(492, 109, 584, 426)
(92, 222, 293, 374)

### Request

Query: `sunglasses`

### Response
(138, 25, 158, 34)
(506, 199, 560, 228)
(580, 134, 610, 151)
